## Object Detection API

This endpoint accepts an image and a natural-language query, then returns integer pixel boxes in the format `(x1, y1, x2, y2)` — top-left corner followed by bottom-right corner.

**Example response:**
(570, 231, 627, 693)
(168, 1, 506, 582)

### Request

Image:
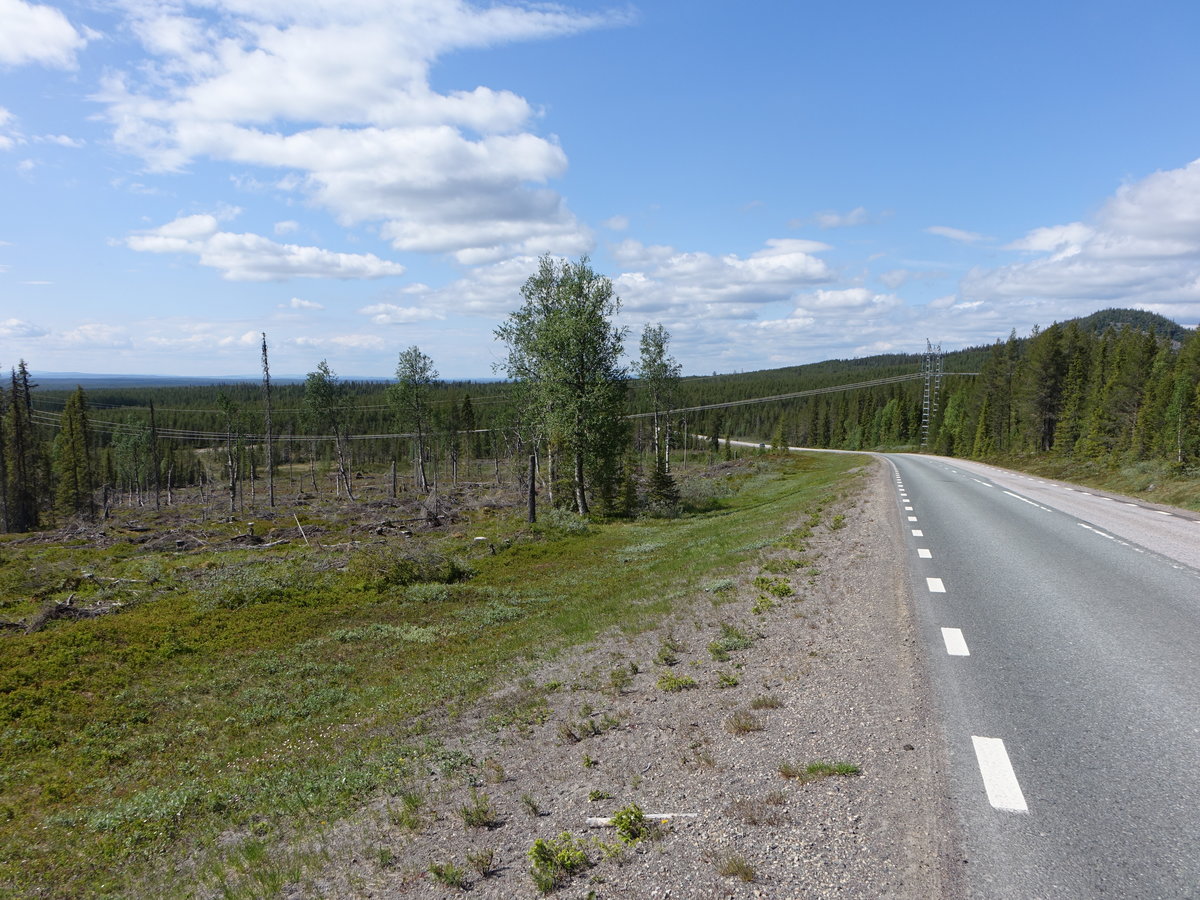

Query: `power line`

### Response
(30, 365, 978, 443)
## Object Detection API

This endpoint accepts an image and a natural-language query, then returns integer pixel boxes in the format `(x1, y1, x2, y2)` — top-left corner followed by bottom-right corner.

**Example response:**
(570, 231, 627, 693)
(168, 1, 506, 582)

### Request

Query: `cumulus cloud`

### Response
(0, 0, 89, 69)
(61, 323, 132, 347)
(96, 0, 621, 263)
(0, 317, 48, 338)
(611, 238, 834, 315)
(963, 157, 1200, 320)
(293, 333, 386, 351)
(283, 297, 323, 310)
(359, 303, 444, 325)
(794, 288, 899, 312)
(126, 212, 406, 281)
(926, 225, 988, 244)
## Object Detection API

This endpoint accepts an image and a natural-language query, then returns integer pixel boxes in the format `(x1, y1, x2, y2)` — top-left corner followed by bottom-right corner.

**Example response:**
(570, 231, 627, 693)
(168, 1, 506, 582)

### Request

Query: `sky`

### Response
(3, 0, 1200, 379)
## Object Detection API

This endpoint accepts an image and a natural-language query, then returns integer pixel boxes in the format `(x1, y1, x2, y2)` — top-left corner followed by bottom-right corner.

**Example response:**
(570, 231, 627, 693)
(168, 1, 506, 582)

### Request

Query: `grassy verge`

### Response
(0, 451, 864, 898)
(978, 453, 1200, 512)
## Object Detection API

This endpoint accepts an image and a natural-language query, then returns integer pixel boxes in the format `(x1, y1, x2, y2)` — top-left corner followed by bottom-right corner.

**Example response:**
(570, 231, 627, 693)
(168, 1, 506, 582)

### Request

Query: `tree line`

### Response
(4, 256, 688, 530)
(6, 280, 1198, 534)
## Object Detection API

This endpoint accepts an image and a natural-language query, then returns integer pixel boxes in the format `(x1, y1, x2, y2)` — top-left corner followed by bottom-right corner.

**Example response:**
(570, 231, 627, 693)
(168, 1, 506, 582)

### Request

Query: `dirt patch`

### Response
(260, 458, 962, 899)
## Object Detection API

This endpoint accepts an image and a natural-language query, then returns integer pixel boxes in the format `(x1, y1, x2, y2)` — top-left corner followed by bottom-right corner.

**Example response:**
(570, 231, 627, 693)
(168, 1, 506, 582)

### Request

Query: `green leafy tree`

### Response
(303, 360, 354, 500)
(391, 346, 438, 492)
(495, 255, 629, 515)
(635, 323, 682, 465)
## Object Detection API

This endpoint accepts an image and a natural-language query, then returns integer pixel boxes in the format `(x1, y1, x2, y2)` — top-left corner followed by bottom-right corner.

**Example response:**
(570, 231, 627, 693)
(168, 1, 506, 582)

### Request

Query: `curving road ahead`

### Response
(884, 453, 1200, 899)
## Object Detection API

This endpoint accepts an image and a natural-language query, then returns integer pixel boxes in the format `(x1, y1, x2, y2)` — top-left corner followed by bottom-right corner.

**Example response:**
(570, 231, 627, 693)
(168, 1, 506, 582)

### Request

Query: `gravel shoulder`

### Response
(294, 458, 963, 899)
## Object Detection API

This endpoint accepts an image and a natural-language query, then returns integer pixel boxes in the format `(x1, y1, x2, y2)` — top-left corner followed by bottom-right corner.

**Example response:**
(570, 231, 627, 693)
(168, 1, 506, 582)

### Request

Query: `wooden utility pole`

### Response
(527, 454, 536, 523)
(261, 333, 275, 507)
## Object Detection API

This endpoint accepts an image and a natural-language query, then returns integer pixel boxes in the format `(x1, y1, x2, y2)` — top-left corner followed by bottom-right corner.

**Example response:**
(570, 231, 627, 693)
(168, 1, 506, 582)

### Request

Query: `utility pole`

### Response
(921, 339, 944, 448)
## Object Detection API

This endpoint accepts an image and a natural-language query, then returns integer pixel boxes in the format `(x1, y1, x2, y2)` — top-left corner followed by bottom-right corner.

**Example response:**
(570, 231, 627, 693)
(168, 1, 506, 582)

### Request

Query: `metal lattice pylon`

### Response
(920, 339, 943, 448)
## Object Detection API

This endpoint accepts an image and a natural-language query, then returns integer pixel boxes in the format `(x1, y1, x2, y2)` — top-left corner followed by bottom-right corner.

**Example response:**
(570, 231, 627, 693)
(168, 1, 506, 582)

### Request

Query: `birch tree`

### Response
(495, 255, 628, 515)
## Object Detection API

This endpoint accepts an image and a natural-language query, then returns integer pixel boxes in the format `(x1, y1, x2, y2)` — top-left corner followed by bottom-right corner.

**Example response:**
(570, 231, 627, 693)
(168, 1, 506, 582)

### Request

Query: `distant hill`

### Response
(1070, 308, 1193, 342)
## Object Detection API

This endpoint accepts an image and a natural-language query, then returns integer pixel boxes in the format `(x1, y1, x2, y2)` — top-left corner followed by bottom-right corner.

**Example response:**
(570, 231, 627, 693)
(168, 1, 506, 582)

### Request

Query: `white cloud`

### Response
(602, 215, 629, 231)
(293, 333, 386, 351)
(795, 288, 899, 311)
(274, 220, 300, 235)
(96, 0, 621, 263)
(0, 317, 48, 338)
(611, 238, 834, 316)
(963, 157, 1200, 321)
(283, 296, 323, 310)
(62, 323, 131, 347)
(0, 0, 88, 69)
(0, 106, 20, 150)
(359, 302, 444, 325)
(813, 206, 869, 229)
(217, 330, 264, 347)
(926, 225, 988, 244)
(35, 133, 83, 147)
(126, 213, 406, 281)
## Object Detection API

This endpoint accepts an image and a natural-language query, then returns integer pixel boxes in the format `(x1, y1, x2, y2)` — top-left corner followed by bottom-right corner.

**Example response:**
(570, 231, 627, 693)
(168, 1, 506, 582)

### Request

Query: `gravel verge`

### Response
(286, 458, 962, 899)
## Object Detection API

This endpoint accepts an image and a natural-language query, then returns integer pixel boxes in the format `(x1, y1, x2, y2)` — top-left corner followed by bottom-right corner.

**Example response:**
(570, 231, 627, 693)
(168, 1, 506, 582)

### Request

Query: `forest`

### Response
(3, 305, 1199, 534)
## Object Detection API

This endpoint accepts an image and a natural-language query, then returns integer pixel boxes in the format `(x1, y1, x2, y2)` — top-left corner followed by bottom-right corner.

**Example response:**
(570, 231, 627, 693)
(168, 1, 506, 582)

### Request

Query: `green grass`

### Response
(724, 709, 765, 735)
(0, 452, 863, 898)
(716, 853, 757, 882)
(656, 672, 698, 692)
(778, 760, 862, 782)
(984, 453, 1200, 512)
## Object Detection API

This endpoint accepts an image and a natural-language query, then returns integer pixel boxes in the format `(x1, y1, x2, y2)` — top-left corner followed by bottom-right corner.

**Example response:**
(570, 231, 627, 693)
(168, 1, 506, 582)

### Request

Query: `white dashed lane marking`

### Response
(941, 627, 969, 656)
(1079, 522, 1116, 541)
(918, 548, 932, 558)
(908, 516, 918, 522)
(1001, 490, 1051, 512)
(911, 529, 923, 536)
(927, 577, 946, 593)
(972, 736, 1029, 813)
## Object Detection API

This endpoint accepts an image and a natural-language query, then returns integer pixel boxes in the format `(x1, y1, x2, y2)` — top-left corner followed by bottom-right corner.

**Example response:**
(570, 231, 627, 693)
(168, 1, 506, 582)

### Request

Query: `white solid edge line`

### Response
(917, 548, 932, 558)
(971, 736, 1028, 813)
(941, 627, 969, 656)
(926, 577, 946, 593)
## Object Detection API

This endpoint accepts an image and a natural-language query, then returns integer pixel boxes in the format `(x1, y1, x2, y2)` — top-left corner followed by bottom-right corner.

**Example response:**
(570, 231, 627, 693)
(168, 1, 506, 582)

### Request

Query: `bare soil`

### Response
(276, 459, 963, 899)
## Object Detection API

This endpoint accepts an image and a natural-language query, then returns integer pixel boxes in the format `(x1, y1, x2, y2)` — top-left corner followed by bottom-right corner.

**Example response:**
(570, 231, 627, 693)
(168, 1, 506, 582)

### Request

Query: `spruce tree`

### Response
(4, 361, 40, 532)
(52, 386, 95, 519)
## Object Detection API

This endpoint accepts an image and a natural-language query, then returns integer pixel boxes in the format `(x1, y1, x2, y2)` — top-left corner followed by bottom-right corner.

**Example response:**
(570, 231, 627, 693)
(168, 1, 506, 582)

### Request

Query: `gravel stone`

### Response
(289, 459, 963, 899)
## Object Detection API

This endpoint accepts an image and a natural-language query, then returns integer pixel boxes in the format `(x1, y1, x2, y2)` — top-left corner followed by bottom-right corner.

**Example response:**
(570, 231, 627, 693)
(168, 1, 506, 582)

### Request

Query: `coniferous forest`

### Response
(4, 306, 1200, 534)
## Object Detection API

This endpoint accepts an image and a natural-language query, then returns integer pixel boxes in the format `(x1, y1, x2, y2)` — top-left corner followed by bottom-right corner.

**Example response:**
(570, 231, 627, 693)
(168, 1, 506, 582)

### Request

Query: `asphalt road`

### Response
(884, 453, 1200, 899)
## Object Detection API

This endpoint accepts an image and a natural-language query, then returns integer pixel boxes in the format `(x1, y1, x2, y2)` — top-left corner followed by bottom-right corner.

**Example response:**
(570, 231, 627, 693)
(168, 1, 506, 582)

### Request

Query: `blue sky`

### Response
(3, 0, 1200, 378)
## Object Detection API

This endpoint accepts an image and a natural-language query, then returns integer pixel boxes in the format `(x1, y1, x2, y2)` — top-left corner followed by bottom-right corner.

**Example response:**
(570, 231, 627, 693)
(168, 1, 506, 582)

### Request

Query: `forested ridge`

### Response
(4, 306, 1199, 532)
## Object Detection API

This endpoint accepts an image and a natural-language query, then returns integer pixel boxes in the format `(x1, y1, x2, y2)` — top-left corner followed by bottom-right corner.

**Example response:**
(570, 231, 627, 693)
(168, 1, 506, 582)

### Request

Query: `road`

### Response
(883, 453, 1200, 899)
